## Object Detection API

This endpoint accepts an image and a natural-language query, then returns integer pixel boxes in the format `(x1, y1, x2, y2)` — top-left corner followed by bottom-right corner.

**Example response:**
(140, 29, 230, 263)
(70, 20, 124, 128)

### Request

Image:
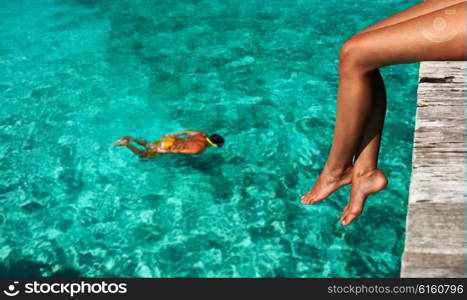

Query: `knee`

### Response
(338, 36, 368, 75)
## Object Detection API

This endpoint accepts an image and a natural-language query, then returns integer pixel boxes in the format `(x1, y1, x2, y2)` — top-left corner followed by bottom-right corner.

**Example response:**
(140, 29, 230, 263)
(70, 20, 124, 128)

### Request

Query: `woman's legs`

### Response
(302, 2, 466, 224)
(302, 0, 467, 205)
(301, 43, 383, 205)
(340, 2, 466, 225)
(337, 0, 467, 176)
(115, 136, 149, 157)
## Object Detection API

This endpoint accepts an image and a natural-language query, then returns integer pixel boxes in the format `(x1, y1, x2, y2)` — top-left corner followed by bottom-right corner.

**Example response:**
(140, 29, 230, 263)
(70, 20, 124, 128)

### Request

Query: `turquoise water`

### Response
(0, 0, 419, 277)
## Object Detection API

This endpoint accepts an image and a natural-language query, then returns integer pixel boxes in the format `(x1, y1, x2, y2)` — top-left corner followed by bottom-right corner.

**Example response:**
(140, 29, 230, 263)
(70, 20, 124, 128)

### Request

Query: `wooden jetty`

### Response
(401, 61, 466, 277)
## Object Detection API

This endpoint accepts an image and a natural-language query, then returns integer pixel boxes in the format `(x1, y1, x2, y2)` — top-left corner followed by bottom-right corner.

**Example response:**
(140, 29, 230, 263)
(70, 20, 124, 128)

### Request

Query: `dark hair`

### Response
(209, 134, 224, 147)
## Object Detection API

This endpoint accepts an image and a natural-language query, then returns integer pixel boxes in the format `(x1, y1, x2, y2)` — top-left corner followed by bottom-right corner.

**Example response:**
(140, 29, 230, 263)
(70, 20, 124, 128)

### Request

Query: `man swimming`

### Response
(114, 130, 224, 158)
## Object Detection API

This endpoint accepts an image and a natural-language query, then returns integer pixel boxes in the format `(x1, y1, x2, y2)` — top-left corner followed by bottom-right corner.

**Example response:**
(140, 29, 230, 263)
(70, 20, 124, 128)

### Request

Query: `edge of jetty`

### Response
(401, 61, 466, 278)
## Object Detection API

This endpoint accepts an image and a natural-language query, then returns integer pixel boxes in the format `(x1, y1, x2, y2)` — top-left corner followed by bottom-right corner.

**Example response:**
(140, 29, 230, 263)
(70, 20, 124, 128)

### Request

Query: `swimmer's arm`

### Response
(164, 130, 204, 137)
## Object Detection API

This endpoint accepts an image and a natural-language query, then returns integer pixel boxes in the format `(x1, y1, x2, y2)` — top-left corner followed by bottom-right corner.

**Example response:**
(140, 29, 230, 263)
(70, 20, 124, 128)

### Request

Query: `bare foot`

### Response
(340, 169, 388, 226)
(114, 137, 129, 146)
(301, 164, 353, 205)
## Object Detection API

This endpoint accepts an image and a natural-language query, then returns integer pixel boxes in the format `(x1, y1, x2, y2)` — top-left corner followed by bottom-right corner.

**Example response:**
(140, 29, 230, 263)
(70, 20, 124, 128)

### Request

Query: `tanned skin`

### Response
(115, 131, 211, 157)
(301, 0, 466, 225)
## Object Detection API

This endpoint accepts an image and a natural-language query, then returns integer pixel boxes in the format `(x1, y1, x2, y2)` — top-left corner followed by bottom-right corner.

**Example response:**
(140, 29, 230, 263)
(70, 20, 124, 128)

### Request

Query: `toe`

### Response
(340, 205, 349, 222)
(301, 194, 311, 205)
(342, 208, 361, 226)
(301, 191, 316, 205)
(342, 214, 354, 226)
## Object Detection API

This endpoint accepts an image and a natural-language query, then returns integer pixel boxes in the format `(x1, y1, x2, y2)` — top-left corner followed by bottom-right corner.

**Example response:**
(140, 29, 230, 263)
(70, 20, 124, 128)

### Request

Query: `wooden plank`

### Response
(405, 203, 465, 249)
(401, 61, 466, 278)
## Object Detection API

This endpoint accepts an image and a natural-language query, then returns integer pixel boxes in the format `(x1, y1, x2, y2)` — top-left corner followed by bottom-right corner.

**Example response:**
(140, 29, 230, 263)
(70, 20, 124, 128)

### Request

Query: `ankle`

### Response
(324, 162, 353, 177)
(353, 167, 378, 177)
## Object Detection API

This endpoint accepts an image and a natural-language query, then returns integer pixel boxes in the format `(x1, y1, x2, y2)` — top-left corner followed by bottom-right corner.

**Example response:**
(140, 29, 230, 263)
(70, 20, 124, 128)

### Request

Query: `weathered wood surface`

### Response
(401, 61, 466, 278)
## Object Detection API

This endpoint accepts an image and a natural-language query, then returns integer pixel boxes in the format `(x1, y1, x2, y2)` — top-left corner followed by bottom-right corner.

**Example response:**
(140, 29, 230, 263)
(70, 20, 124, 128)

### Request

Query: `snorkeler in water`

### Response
(114, 130, 224, 158)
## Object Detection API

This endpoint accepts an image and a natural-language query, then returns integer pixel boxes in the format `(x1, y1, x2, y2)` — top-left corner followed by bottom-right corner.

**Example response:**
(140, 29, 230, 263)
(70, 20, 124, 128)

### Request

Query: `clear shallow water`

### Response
(0, 0, 419, 277)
